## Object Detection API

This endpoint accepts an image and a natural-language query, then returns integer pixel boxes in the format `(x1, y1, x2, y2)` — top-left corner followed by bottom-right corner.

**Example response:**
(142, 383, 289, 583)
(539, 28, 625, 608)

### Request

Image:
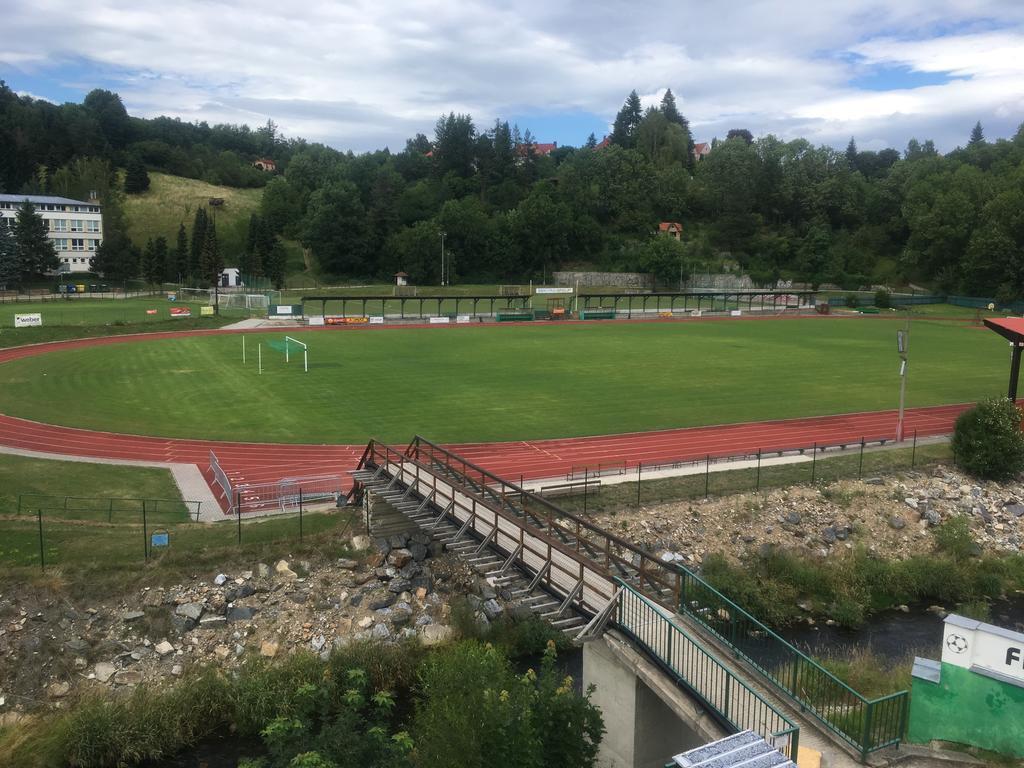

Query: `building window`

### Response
(52, 238, 69, 251)
(70, 220, 84, 232)
(87, 239, 98, 251)
(86, 220, 100, 233)
(71, 239, 85, 252)
(52, 219, 68, 232)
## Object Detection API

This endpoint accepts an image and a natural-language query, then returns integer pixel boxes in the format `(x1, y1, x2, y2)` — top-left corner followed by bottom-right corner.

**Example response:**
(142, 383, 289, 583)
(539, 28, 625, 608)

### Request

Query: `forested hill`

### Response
(2, 81, 1024, 297)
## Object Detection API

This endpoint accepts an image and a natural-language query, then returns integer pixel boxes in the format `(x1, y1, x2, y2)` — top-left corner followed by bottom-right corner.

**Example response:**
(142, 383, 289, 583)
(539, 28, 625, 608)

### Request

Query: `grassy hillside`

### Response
(123, 172, 263, 263)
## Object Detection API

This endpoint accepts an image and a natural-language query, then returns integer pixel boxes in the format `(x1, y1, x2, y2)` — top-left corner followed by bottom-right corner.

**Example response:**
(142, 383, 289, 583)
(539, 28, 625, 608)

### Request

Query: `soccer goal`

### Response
(284, 336, 309, 373)
(219, 293, 270, 313)
(177, 287, 213, 303)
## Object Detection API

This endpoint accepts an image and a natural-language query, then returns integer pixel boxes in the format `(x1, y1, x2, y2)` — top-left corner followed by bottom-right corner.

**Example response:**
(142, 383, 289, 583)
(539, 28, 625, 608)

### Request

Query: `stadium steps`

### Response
(351, 468, 588, 635)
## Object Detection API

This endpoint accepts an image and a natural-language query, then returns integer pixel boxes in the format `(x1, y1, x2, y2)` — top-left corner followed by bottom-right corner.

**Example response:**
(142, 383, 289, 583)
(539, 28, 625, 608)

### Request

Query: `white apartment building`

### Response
(0, 194, 103, 274)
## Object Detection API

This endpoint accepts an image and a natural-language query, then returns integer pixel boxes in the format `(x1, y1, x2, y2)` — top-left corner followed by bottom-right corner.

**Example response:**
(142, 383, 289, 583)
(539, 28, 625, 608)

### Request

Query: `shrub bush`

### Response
(874, 289, 891, 309)
(844, 293, 859, 309)
(951, 397, 1024, 480)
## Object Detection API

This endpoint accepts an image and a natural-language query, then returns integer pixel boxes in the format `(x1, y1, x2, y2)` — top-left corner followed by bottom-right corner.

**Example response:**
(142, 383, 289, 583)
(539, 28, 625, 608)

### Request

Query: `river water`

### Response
(781, 594, 1024, 663)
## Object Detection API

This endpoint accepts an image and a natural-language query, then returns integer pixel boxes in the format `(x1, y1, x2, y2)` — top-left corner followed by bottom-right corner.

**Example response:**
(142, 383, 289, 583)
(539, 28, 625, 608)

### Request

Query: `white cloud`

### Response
(1, 0, 1023, 152)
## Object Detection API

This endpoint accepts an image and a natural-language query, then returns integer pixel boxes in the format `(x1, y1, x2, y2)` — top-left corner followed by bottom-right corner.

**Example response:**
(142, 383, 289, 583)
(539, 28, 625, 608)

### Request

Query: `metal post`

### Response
(636, 463, 642, 508)
(912, 430, 918, 467)
(704, 454, 710, 498)
(859, 438, 865, 478)
(236, 491, 242, 545)
(258, 344, 262, 375)
(142, 500, 148, 561)
(242, 335, 246, 364)
(37, 508, 44, 571)
(299, 488, 304, 540)
(756, 449, 761, 491)
(583, 468, 588, 515)
(1010, 343, 1022, 402)
(811, 443, 817, 484)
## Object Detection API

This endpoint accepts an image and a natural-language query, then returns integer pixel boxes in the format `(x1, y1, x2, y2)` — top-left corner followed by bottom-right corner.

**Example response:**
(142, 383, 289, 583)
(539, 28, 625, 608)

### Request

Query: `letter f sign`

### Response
(1007, 647, 1022, 666)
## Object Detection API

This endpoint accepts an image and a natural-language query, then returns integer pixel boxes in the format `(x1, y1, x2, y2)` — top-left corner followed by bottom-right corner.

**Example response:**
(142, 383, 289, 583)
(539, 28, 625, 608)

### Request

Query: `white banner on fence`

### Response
(369, 316, 385, 324)
(429, 316, 450, 324)
(730, 310, 742, 316)
(307, 315, 325, 326)
(14, 313, 42, 328)
(536, 287, 574, 294)
(456, 315, 471, 324)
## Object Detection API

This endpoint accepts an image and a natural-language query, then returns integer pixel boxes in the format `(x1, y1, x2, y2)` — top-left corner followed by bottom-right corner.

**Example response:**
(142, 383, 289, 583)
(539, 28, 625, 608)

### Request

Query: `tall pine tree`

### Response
(610, 90, 643, 149)
(969, 121, 985, 145)
(199, 217, 222, 283)
(189, 207, 207, 280)
(141, 237, 157, 284)
(659, 88, 695, 168)
(13, 201, 58, 279)
(172, 222, 188, 282)
(153, 236, 168, 285)
(123, 155, 150, 193)
(845, 137, 858, 170)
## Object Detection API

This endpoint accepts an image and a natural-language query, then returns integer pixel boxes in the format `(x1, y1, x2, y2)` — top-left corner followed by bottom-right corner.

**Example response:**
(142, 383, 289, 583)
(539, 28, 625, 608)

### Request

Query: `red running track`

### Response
(0, 326, 971, 511)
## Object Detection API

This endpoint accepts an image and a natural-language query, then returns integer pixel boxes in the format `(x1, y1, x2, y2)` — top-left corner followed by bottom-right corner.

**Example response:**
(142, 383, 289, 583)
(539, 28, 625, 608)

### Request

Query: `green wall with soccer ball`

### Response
(909, 661, 1024, 757)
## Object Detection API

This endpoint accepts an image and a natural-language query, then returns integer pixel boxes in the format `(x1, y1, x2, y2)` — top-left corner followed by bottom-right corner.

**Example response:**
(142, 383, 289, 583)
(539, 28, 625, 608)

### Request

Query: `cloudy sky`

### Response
(3, 0, 1024, 153)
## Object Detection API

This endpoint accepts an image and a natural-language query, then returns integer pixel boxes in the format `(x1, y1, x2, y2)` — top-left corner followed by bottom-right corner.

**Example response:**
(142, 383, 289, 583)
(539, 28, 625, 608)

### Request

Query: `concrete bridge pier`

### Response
(584, 632, 726, 768)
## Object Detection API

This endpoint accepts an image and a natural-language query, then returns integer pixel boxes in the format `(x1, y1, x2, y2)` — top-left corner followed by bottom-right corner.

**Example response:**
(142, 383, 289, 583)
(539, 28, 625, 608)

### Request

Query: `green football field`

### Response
(0, 317, 1009, 444)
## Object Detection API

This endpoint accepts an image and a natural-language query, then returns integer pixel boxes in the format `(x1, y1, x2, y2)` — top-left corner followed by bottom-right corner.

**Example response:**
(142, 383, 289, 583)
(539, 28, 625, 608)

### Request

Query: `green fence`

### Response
(616, 581, 800, 761)
(676, 568, 908, 759)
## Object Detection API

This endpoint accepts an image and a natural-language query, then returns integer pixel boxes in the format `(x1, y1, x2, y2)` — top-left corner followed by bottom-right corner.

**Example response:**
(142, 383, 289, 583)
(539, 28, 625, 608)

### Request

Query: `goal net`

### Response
(219, 293, 270, 312)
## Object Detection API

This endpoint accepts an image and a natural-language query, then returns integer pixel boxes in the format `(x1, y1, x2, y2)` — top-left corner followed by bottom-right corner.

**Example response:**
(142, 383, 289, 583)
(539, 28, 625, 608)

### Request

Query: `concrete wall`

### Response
(554, 271, 653, 289)
(583, 635, 723, 768)
(909, 662, 1024, 757)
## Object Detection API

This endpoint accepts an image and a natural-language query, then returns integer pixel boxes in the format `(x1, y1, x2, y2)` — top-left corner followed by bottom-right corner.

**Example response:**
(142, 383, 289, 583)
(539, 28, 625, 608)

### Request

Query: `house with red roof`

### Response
(692, 142, 711, 162)
(515, 141, 558, 159)
(658, 222, 683, 240)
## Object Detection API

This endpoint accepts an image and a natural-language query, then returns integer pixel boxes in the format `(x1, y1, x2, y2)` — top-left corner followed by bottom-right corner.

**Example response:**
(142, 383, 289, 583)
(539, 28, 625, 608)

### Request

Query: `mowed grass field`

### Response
(0, 317, 1008, 444)
(0, 297, 209, 328)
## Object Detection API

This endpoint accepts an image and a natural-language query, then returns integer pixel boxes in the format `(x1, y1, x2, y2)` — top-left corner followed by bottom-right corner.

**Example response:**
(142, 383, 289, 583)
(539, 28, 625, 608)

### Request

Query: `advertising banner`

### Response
(200, 306, 215, 316)
(456, 315, 471, 324)
(307, 315, 325, 326)
(325, 316, 369, 325)
(14, 313, 42, 328)
(170, 307, 192, 318)
(429, 316, 450, 324)
(146, 309, 158, 315)
(536, 287, 574, 294)
(369, 316, 385, 324)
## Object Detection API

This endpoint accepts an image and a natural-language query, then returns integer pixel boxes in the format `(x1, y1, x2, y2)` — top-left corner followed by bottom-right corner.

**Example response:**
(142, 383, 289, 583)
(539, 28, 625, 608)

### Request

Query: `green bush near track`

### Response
(0, 317, 1008, 444)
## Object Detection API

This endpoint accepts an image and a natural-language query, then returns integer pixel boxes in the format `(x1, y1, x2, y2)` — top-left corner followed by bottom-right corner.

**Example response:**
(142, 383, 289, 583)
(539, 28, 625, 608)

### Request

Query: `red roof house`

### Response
(658, 222, 683, 240)
(692, 142, 711, 161)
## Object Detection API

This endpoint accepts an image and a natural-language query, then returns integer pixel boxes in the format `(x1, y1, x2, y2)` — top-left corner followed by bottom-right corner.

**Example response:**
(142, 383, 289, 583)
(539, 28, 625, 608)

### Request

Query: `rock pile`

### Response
(592, 466, 1024, 567)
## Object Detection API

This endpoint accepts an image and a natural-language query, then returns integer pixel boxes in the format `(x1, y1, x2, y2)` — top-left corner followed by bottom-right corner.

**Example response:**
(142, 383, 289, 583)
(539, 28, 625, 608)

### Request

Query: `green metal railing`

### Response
(615, 581, 799, 761)
(676, 569, 908, 759)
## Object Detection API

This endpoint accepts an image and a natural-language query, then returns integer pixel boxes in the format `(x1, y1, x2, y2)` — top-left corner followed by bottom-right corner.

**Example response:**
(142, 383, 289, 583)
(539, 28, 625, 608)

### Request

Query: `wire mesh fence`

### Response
(2, 492, 358, 570)
(544, 431, 947, 515)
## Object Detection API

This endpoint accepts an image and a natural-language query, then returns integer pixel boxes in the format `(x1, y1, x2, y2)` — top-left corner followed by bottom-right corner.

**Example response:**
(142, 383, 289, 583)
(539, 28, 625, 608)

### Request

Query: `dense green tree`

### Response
(0, 221, 17, 288)
(639, 233, 693, 288)
(263, 240, 287, 288)
(83, 89, 131, 150)
(610, 90, 643, 149)
(123, 155, 150, 193)
(727, 128, 754, 145)
(13, 201, 58, 278)
(432, 112, 477, 178)
(91, 185, 137, 281)
(301, 180, 369, 275)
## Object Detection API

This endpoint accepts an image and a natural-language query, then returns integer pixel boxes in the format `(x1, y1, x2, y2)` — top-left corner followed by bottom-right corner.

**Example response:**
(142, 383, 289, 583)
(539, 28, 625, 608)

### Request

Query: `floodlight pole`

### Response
(439, 231, 447, 287)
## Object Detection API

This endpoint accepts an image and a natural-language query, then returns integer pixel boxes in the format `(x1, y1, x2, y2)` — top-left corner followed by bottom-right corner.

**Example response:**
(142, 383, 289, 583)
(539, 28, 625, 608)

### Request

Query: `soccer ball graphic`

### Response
(946, 634, 969, 654)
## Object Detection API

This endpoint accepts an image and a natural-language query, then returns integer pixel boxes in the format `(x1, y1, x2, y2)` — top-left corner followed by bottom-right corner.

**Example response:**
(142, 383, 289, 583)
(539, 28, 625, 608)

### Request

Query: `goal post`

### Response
(284, 336, 308, 373)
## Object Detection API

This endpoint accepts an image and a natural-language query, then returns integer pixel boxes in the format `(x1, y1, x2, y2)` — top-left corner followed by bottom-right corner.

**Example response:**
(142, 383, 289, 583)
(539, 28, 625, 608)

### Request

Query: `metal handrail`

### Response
(676, 568, 908, 758)
(615, 580, 800, 761)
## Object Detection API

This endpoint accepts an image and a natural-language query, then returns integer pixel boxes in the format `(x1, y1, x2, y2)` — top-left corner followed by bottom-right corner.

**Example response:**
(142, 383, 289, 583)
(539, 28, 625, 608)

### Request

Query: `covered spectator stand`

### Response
(983, 317, 1024, 401)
